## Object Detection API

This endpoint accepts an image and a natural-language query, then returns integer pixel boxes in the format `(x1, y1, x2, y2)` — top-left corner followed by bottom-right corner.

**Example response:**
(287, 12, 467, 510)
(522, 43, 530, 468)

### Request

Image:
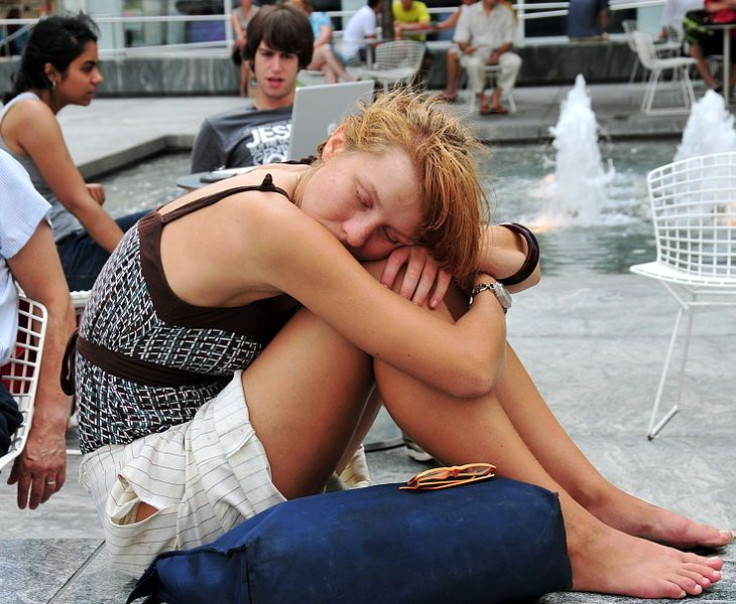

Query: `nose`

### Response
(92, 68, 104, 84)
(271, 54, 285, 73)
(344, 216, 374, 248)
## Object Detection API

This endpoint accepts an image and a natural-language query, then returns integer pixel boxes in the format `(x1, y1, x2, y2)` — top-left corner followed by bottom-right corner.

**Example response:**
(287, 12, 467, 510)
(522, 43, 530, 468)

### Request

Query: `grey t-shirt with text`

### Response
(190, 103, 292, 173)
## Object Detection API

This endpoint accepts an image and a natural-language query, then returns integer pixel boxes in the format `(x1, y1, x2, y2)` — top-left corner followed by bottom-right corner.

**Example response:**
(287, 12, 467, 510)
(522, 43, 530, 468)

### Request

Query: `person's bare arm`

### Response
(5, 100, 123, 252)
(705, 0, 733, 11)
(477, 224, 541, 293)
(488, 41, 513, 64)
(6, 221, 75, 509)
(436, 7, 461, 31)
(222, 197, 507, 399)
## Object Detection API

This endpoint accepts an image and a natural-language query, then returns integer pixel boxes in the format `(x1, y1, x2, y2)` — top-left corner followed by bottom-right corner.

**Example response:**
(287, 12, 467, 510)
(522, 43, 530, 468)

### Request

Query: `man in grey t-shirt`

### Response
(190, 5, 314, 173)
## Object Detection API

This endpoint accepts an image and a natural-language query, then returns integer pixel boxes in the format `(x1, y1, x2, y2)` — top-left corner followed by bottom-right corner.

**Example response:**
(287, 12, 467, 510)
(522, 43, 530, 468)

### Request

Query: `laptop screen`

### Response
(287, 80, 375, 161)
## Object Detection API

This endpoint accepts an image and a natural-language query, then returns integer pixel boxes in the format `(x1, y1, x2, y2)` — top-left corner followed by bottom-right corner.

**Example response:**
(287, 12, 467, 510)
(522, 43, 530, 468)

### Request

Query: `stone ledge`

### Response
(0, 41, 636, 97)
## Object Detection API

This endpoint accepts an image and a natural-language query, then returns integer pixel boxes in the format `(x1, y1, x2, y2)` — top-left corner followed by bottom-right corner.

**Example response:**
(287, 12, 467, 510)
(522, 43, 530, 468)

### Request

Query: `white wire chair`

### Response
(632, 30, 696, 115)
(630, 152, 736, 439)
(66, 290, 90, 455)
(70, 290, 91, 316)
(355, 40, 425, 91)
(622, 20, 682, 83)
(0, 296, 48, 472)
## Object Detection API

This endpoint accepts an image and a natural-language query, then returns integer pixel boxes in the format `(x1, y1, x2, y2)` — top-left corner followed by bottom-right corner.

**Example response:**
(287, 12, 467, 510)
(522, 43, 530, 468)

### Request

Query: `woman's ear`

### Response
(44, 62, 58, 83)
(321, 126, 346, 160)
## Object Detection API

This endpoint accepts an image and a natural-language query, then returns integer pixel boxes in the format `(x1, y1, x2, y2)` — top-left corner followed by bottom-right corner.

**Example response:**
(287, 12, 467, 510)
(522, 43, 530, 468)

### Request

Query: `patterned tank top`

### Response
(76, 175, 299, 454)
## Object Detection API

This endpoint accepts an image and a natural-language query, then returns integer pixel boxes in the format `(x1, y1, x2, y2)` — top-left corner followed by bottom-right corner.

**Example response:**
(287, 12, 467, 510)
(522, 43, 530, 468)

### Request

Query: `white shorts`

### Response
(79, 371, 287, 576)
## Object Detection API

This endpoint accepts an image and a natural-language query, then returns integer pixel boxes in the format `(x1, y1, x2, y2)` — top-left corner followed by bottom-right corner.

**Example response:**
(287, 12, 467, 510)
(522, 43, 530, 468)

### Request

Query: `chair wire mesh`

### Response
(0, 296, 48, 471)
(648, 152, 736, 284)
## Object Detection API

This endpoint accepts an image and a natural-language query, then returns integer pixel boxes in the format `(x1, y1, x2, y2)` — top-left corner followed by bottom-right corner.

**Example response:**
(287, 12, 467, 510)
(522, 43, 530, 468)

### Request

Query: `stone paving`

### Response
(1, 82, 734, 603)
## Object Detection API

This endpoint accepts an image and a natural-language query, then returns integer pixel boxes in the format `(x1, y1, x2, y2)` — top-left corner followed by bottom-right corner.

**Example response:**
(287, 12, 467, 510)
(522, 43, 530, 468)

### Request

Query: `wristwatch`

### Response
(469, 282, 512, 313)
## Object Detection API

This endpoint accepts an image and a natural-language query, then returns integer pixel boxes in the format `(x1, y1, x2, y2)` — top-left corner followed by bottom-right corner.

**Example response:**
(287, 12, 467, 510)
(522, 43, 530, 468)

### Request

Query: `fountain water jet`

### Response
(533, 74, 614, 228)
(675, 90, 736, 162)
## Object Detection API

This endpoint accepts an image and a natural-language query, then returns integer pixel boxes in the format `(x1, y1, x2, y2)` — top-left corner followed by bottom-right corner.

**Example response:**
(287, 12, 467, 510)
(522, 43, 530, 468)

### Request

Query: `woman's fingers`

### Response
(86, 183, 106, 205)
(379, 247, 452, 308)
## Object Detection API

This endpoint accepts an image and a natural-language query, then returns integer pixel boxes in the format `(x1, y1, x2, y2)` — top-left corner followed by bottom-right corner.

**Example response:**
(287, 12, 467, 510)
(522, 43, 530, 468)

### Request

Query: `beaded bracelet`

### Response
(497, 222, 540, 286)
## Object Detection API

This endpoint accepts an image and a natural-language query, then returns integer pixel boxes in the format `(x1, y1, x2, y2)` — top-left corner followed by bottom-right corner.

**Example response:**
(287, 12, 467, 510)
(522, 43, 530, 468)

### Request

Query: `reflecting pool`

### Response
(485, 139, 678, 276)
(102, 151, 191, 217)
(100, 141, 680, 277)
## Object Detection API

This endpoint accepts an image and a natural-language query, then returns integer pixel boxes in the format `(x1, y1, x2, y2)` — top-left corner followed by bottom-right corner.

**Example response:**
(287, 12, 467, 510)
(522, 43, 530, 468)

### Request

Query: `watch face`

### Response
(493, 283, 513, 309)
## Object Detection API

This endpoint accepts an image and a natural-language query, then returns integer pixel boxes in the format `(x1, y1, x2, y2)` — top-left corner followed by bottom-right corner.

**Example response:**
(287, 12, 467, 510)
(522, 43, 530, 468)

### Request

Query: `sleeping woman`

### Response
(72, 80, 730, 597)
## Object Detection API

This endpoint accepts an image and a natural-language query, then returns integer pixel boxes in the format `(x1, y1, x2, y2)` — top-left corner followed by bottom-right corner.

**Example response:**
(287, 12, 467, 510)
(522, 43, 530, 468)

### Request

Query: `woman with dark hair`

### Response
(0, 14, 148, 291)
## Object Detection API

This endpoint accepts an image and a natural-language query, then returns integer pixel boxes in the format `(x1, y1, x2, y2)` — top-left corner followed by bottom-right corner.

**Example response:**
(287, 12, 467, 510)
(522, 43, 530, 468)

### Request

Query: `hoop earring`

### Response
(49, 79, 57, 90)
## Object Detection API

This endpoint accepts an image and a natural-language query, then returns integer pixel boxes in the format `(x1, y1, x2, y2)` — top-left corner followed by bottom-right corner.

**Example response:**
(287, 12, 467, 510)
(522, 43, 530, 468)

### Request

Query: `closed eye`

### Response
(357, 189, 371, 210)
(382, 226, 402, 245)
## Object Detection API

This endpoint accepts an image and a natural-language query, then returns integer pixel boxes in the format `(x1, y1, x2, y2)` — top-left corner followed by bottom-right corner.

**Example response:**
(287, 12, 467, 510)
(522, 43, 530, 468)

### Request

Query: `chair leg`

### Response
(681, 67, 696, 108)
(647, 307, 687, 439)
(675, 304, 696, 409)
(642, 70, 657, 114)
(629, 56, 640, 83)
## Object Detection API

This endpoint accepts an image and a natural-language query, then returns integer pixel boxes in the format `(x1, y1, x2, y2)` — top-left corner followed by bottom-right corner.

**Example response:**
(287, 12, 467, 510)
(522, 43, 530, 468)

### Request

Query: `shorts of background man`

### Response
(460, 47, 522, 95)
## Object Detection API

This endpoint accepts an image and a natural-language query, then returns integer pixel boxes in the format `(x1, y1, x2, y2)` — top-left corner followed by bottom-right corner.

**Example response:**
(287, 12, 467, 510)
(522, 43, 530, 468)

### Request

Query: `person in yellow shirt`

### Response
(392, 0, 435, 41)
(392, 0, 436, 83)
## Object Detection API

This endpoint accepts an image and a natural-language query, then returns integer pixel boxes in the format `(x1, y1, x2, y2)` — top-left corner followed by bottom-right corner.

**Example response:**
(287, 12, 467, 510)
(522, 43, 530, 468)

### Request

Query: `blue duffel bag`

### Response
(128, 477, 572, 604)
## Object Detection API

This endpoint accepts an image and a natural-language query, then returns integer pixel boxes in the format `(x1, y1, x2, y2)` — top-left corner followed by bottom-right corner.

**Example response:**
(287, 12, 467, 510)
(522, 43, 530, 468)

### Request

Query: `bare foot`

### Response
(588, 486, 733, 549)
(569, 516, 724, 599)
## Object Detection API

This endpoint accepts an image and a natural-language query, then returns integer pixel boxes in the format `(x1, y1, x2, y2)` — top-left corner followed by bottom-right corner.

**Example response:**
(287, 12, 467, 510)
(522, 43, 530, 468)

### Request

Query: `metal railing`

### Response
(0, 0, 667, 58)
(0, 19, 34, 57)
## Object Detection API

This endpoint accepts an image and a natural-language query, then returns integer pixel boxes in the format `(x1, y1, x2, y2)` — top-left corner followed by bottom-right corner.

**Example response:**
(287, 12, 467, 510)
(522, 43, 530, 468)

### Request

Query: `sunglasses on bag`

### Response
(399, 462, 497, 491)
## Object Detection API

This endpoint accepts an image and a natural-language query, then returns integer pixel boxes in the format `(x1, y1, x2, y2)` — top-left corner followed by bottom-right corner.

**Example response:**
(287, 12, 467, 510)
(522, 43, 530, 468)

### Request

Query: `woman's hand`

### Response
(86, 183, 106, 206)
(379, 246, 452, 309)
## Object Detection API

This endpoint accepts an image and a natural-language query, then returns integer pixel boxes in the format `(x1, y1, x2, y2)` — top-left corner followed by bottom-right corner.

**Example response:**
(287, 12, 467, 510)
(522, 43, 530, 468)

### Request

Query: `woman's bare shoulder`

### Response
(2, 97, 63, 154)
(5, 96, 55, 125)
(162, 165, 304, 223)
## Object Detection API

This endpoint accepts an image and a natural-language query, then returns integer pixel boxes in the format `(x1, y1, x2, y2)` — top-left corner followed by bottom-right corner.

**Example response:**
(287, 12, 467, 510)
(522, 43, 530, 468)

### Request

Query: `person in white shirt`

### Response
(452, 0, 521, 114)
(340, 0, 382, 64)
(439, 0, 478, 102)
(0, 149, 75, 510)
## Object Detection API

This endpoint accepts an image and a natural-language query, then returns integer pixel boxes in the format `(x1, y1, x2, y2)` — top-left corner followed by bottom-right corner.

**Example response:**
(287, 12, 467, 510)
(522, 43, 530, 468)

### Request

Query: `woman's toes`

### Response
(706, 556, 724, 571)
(706, 568, 723, 583)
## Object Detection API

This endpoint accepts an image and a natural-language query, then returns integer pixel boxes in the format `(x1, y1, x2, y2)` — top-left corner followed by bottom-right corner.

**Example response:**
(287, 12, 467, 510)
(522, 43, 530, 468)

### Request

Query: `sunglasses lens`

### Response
(460, 465, 493, 477)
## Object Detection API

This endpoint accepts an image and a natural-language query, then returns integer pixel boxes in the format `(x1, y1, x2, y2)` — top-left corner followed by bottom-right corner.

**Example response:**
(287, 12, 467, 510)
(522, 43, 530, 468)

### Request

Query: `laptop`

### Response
(287, 80, 375, 161)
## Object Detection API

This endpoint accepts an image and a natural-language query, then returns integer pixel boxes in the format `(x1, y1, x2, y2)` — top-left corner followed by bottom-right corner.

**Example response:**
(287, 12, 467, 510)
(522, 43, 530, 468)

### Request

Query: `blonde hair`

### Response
(323, 90, 489, 281)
